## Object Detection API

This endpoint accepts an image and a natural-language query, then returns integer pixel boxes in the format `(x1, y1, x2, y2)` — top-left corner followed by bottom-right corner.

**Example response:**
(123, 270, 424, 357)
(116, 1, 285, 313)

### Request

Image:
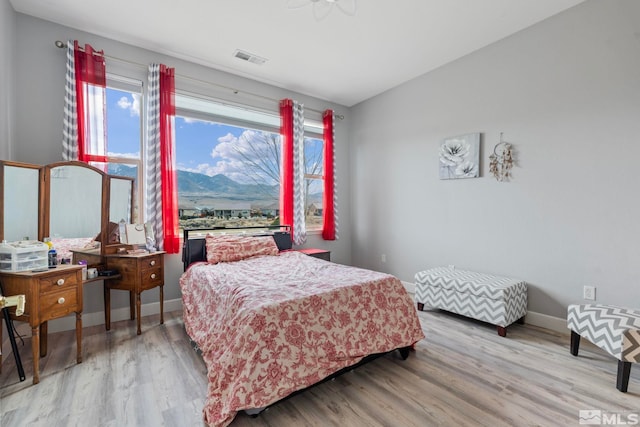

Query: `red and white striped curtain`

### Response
(279, 99, 306, 245)
(145, 64, 179, 254)
(62, 40, 107, 165)
(322, 109, 338, 240)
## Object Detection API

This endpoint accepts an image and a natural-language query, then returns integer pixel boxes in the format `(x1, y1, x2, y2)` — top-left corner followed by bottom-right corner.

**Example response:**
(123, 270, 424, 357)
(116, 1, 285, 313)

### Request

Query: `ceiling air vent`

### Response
(233, 49, 267, 65)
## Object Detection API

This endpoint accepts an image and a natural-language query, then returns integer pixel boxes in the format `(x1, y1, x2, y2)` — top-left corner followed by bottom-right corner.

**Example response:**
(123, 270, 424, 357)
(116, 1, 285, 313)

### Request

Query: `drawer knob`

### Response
(58, 297, 65, 304)
(150, 260, 156, 266)
(57, 278, 65, 286)
(151, 273, 156, 279)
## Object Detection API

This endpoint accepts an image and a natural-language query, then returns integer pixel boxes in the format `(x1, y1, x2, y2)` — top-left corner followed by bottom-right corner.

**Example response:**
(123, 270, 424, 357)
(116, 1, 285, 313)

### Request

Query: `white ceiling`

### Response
(10, 0, 585, 107)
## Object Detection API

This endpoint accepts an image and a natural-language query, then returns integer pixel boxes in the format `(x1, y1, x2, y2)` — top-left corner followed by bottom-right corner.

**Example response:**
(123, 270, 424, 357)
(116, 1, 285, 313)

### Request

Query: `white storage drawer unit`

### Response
(0, 241, 48, 272)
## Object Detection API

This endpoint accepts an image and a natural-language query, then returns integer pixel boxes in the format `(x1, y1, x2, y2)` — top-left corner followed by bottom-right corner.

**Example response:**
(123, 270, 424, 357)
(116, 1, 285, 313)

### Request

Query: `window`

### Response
(304, 136, 324, 229)
(174, 93, 324, 231)
(104, 75, 143, 222)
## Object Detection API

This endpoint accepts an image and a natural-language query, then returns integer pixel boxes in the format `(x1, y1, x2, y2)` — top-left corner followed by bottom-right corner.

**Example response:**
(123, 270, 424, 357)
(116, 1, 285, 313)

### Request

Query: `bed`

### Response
(180, 227, 425, 427)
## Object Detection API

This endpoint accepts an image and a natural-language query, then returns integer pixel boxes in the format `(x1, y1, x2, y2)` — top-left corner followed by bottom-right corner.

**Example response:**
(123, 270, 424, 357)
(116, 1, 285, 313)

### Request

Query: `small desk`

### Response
(104, 251, 165, 335)
(0, 264, 83, 384)
(296, 248, 331, 262)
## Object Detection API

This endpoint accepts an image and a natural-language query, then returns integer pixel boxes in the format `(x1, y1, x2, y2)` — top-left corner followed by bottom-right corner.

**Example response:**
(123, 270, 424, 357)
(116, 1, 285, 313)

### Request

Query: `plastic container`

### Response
(0, 240, 48, 272)
(78, 260, 88, 280)
(48, 248, 58, 268)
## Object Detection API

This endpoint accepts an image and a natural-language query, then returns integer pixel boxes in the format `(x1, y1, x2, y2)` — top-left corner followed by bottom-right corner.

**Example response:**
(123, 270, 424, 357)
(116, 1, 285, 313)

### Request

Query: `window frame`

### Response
(104, 73, 144, 223)
(174, 91, 325, 231)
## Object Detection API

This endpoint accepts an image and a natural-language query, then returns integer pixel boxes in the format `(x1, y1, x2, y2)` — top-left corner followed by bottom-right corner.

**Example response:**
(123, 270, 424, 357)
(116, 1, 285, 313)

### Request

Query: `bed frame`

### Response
(180, 225, 413, 418)
(181, 225, 292, 271)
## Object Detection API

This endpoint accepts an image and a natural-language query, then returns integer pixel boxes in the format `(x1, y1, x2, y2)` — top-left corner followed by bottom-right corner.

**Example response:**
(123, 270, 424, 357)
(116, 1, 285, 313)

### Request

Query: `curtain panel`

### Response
(279, 99, 306, 245)
(62, 40, 107, 163)
(322, 109, 338, 240)
(146, 64, 179, 254)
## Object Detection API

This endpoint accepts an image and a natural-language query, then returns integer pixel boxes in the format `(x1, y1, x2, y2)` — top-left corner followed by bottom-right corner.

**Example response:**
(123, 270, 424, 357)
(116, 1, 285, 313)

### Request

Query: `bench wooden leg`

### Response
(570, 330, 580, 356)
(617, 360, 631, 392)
(497, 326, 507, 337)
(417, 302, 424, 311)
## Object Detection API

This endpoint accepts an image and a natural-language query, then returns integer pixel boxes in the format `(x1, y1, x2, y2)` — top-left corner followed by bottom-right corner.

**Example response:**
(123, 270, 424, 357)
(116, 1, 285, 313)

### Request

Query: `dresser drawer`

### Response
(140, 266, 163, 291)
(141, 254, 163, 270)
(39, 271, 80, 295)
(39, 288, 78, 321)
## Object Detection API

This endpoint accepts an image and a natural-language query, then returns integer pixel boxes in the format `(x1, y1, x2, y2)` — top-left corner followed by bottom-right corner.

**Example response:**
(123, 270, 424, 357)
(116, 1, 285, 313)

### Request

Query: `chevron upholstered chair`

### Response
(567, 304, 640, 392)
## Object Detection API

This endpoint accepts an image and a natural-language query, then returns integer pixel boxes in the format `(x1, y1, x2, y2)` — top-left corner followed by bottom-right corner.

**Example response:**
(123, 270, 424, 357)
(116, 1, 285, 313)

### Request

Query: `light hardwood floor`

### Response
(1, 308, 639, 427)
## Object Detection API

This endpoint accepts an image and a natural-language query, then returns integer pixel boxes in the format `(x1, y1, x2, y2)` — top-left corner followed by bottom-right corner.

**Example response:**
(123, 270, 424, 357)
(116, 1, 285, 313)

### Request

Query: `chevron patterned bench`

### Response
(567, 304, 640, 392)
(414, 267, 527, 337)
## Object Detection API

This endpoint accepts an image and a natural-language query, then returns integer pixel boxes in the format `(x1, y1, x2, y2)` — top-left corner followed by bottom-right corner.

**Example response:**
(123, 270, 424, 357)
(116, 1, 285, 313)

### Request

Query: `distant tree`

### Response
(303, 138, 323, 217)
(233, 131, 281, 200)
(230, 131, 324, 215)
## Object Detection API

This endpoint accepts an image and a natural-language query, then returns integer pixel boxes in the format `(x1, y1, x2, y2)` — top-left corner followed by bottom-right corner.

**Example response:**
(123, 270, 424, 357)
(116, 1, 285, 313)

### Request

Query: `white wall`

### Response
(9, 13, 352, 319)
(7, 0, 639, 327)
(0, 0, 15, 160)
(349, 0, 640, 320)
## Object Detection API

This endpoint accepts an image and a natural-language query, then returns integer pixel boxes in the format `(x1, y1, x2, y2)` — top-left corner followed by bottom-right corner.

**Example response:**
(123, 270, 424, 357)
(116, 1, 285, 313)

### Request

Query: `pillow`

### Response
(205, 234, 279, 264)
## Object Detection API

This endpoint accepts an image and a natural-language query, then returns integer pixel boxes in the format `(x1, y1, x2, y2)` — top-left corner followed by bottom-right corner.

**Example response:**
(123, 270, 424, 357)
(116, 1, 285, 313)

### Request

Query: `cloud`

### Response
(116, 94, 140, 117)
(178, 130, 281, 185)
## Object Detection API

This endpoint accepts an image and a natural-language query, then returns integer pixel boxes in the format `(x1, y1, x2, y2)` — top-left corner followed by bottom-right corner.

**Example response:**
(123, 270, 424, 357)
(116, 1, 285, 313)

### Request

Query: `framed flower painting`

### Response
(439, 133, 480, 180)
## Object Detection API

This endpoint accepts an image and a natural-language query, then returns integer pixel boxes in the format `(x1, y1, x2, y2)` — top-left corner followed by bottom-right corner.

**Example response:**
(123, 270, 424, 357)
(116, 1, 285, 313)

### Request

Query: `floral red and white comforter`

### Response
(179, 251, 425, 427)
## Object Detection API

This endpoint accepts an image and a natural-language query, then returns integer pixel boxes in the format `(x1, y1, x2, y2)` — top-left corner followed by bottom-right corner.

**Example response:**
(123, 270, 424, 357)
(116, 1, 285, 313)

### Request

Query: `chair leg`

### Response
(617, 360, 631, 392)
(570, 330, 580, 356)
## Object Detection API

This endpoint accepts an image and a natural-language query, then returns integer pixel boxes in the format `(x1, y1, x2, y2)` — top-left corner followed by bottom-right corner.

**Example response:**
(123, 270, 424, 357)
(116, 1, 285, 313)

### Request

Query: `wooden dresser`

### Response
(0, 264, 83, 384)
(104, 251, 165, 335)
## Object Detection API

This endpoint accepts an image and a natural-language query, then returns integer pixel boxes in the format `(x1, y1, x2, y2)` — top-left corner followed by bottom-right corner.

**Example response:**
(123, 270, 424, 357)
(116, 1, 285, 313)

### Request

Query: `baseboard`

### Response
(15, 285, 571, 336)
(44, 298, 183, 333)
(523, 310, 567, 334)
(401, 280, 567, 334)
(402, 280, 415, 295)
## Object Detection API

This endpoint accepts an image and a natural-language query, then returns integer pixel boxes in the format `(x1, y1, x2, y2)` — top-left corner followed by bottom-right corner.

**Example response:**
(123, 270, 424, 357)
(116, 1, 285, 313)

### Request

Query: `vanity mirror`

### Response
(42, 161, 107, 239)
(0, 161, 41, 242)
(41, 161, 108, 264)
(0, 160, 136, 266)
(109, 175, 134, 225)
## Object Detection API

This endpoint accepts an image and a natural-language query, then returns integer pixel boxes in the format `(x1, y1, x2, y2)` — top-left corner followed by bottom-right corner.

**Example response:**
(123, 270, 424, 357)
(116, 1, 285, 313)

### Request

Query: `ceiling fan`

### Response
(286, 0, 357, 21)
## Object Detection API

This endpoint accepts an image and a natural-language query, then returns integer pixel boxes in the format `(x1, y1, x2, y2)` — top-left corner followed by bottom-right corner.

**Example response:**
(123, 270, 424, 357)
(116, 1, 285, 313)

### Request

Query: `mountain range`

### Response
(108, 164, 279, 201)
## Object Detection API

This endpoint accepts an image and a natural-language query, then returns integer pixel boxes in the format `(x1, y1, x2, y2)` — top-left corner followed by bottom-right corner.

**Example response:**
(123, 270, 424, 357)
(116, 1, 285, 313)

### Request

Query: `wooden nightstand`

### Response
(104, 251, 165, 335)
(296, 248, 331, 261)
(0, 264, 83, 384)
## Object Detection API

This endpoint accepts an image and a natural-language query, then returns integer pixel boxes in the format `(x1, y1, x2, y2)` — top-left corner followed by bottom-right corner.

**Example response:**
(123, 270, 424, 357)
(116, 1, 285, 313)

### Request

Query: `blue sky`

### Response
(106, 88, 140, 158)
(106, 88, 323, 189)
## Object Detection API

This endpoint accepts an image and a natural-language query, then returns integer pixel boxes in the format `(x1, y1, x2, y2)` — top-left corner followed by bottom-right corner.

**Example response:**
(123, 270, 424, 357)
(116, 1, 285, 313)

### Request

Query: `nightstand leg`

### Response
(129, 291, 135, 320)
(136, 292, 142, 335)
(39, 321, 48, 357)
(160, 285, 164, 325)
(104, 284, 111, 331)
(32, 325, 40, 384)
(76, 312, 82, 364)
